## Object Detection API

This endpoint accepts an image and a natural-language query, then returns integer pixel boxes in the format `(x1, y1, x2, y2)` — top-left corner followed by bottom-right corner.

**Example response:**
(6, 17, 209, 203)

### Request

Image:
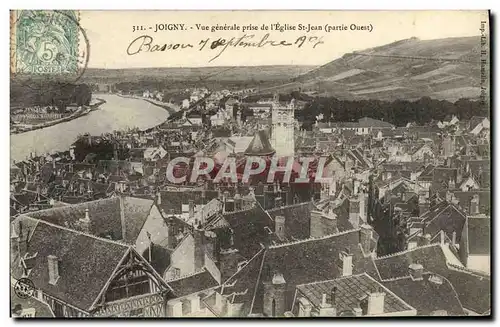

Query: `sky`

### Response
(77, 10, 489, 68)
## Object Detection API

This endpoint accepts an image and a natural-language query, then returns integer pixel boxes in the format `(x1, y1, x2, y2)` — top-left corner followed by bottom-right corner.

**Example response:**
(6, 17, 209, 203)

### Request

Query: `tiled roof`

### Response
(221, 249, 266, 316)
(252, 229, 364, 314)
(25, 196, 154, 244)
(120, 196, 155, 243)
(167, 268, 219, 298)
(347, 148, 372, 169)
(13, 191, 47, 207)
(25, 197, 123, 240)
(221, 229, 370, 316)
(223, 205, 274, 259)
(267, 202, 313, 240)
(374, 244, 449, 280)
(468, 116, 487, 131)
(420, 201, 449, 220)
(466, 159, 490, 176)
(447, 190, 490, 215)
(445, 266, 490, 314)
(357, 117, 394, 128)
(433, 167, 458, 185)
(296, 273, 413, 314)
(418, 164, 435, 181)
(218, 249, 247, 282)
(10, 284, 54, 317)
(11, 216, 129, 312)
(158, 190, 203, 215)
(381, 273, 465, 316)
(374, 244, 491, 314)
(424, 205, 466, 243)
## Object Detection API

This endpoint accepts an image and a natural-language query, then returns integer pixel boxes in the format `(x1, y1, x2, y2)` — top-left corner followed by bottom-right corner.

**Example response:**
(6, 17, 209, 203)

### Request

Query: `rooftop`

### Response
(296, 273, 413, 314)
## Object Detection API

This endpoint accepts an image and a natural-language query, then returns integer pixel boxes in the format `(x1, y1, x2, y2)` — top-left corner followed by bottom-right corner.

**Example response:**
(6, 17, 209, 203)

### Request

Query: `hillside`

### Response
(82, 65, 316, 83)
(261, 36, 484, 102)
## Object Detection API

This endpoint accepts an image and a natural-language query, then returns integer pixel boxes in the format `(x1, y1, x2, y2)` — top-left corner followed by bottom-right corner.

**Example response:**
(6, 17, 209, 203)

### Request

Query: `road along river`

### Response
(11, 94, 171, 162)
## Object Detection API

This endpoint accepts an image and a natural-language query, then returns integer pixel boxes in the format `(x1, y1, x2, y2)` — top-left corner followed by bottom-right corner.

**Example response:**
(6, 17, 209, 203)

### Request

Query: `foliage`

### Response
(297, 96, 488, 128)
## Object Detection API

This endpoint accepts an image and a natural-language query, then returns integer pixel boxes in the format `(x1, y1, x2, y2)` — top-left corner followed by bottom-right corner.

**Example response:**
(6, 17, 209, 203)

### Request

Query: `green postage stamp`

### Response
(11, 10, 80, 75)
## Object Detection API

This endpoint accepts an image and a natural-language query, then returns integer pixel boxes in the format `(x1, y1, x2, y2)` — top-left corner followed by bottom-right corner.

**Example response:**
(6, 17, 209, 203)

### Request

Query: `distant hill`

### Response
(259, 36, 483, 102)
(82, 65, 317, 83)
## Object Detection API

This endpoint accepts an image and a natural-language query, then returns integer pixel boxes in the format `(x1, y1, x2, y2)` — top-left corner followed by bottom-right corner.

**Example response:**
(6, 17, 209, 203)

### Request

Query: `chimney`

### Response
(79, 208, 91, 233)
(167, 217, 176, 249)
(189, 294, 201, 313)
(275, 215, 286, 241)
(14, 222, 29, 257)
(359, 224, 373, 255)
(263, 272, 286, 317)
(452, 231, 457, 247)
(367, 291, 386, 315)
(319, 292, 337, 317)
(215, 291, 223, 310)
(409, 263, 424, 281)
(193, 229, 205, 271)
(470, 195, 479, 215)
(201, 187, 206, 205)
(341, 252, 353, 276)
(331, 287, 337, 307)
(423, 233, 431, 245)
(353, 180, 360, 195)
(298, 297, 312, 317)
(222, 190, 229, 212)
(456, 170, 462, 184)
(353, 307, 363, 316)
(234, 192, 242, 211)
(439, 230, 446, 245)
(418, 192, 429, 215)
(448, 178, 456, 189)
(48, 255, 60, 285)
(188, 200, 195, 220)
(349, 198, 360, 228)
(166, 299, 183, 317)
(275, 196, 283, 208)
(156, 192, 162, 205)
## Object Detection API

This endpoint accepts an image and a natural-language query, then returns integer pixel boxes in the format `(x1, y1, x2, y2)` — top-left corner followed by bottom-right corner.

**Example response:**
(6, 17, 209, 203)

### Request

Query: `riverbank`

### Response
(117, 94, 180, 115)
(11, 98, 107, 135)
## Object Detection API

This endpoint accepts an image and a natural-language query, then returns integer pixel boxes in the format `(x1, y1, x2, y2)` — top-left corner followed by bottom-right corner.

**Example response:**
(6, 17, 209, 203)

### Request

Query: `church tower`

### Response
(271, 93, 295, 157)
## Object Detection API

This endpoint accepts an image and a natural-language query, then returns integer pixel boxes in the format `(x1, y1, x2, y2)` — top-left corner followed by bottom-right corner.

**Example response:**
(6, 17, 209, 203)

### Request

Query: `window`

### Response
(172, 268, 181, 279)
(106, 271, 151, 302)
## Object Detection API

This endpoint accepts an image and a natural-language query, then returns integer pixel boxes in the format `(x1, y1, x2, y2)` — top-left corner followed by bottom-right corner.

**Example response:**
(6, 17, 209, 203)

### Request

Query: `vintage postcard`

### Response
(10, 10, 490, 318)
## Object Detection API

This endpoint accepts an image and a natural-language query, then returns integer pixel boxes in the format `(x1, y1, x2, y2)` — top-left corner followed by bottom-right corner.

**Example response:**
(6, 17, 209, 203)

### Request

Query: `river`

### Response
(11, 94, 171, 162)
